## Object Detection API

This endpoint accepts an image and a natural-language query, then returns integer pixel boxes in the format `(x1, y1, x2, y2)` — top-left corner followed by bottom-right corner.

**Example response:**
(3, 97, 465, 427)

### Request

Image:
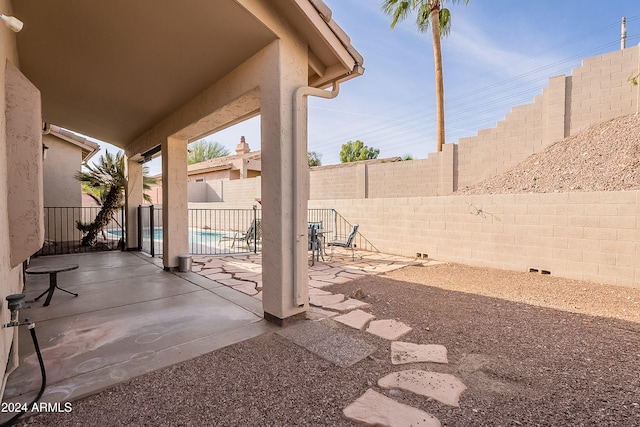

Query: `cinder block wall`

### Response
(310, 165, 363, 200)
(457, 47, 638, 190)
(310, 191, 640, 288)
(306, 46, 639, 198)
(567, 48, 638, 134)
(220, 177, 262, 205)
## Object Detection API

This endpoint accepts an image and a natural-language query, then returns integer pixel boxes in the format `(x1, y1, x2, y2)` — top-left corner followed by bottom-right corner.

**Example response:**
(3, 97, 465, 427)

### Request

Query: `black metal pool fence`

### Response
(36, 206, 376, 257)
(37, 206, 125, 256)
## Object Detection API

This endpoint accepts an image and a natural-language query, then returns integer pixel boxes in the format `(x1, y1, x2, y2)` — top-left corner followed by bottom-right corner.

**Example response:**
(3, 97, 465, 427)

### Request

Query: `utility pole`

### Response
(621, 17, 627, 49)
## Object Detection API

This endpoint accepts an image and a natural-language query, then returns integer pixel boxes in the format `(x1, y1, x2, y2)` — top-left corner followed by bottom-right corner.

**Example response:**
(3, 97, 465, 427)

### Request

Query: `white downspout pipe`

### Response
(292, 82, 339, 306)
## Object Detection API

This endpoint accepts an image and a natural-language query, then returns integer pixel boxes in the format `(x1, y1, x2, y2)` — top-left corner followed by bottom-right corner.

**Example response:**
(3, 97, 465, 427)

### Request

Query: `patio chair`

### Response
(222, 219, 262, 249)
(244, 218, 262, 248)
(327, 224, 359, 261)
(308, 221, 322, 265)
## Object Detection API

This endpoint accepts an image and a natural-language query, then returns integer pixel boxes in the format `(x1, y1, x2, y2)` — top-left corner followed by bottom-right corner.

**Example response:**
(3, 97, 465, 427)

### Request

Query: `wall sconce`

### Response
(42, 144, 49, 160)
(0, 14, 23, 33)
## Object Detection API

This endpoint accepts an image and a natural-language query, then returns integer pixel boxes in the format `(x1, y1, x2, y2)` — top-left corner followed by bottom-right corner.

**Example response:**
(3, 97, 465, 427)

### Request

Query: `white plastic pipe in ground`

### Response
(292, 82, 339, 306)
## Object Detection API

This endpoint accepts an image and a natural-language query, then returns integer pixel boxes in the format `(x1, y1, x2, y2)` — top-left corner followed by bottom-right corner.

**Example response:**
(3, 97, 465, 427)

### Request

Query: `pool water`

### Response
(111, 227, 225, 243)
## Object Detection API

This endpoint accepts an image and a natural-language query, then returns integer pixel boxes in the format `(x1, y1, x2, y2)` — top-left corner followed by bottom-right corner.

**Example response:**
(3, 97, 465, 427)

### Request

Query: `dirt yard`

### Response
(18, 262, 640, 426)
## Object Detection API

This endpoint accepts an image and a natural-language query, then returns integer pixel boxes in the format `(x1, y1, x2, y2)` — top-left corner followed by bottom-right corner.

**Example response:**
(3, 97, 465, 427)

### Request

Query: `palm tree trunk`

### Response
(430, 1, 445, 152)
(81, 186, 123, 246)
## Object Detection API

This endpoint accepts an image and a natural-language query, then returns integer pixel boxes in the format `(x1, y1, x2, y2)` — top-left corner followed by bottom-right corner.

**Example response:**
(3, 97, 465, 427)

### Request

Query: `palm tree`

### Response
(75, 150, 155, 246)
(187, 140, 230, 165)
(382, 0, 469, 152)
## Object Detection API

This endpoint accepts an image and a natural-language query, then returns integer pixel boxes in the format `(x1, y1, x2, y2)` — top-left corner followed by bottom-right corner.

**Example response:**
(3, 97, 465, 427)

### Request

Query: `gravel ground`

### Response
(19, 263, 640, 426)
(458, 114, 640, 194)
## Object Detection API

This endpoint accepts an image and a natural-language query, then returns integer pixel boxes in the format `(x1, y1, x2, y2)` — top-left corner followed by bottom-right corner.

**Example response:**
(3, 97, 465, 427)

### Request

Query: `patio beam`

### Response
(260, 39, 309, 325)
(124, 157, 143, 250)
(161, 136, 189, 269)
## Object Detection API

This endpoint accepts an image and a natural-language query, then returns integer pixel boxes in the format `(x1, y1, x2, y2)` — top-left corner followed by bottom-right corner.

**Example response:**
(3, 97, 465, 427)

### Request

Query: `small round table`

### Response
(25, 264, 79, 306)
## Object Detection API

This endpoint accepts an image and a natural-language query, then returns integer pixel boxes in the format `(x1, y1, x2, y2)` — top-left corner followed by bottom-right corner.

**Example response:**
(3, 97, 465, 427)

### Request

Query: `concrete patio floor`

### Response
(0, 248, 428, 423)
(0, 251, 275, 423)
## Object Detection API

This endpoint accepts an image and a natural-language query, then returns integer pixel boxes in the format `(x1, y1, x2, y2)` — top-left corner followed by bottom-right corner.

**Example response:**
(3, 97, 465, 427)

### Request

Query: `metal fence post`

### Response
(150, 205, 155, 258)
(137, 205, 142, 251)
(252, 204, 257, 253)
(120, 205, 125, 251)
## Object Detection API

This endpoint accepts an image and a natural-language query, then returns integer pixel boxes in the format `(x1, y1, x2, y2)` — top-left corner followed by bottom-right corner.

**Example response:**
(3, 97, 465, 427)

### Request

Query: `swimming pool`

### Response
(109, 227, 226, 243)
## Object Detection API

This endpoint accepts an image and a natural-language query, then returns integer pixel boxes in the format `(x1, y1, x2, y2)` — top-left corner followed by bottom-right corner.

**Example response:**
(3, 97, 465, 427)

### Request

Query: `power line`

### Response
(311, 21, 638, 158)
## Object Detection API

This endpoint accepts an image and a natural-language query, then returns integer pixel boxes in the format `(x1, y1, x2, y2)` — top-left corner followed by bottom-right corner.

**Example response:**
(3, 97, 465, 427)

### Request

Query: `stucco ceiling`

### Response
(12, 0, 277, 147)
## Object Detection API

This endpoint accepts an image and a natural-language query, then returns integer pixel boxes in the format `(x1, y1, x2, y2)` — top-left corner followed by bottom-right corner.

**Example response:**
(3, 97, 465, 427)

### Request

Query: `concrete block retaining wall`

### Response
(310, 191, 640, 288)
(307, 46, 640, 199)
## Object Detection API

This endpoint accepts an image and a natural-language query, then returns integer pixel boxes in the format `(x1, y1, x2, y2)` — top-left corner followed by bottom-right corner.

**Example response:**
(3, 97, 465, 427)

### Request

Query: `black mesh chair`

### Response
(327, 224, 359, 261)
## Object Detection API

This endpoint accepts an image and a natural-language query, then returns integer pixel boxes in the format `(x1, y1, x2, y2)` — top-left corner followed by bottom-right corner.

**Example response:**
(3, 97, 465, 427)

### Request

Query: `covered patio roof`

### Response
(10, 0, 365, 324)
(12, 0, 363, 149)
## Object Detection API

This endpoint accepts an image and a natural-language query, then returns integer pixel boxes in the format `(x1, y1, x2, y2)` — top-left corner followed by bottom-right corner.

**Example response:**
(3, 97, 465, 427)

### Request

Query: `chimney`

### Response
(235, 136, 250, 155)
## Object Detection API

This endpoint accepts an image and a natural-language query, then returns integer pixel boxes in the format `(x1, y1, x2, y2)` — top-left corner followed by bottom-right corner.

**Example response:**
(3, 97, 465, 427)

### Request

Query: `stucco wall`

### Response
(42, 134, 83, 207)
(5, 61, 44, 267)
(310, 191, 640, 288)
(0, 0, 33, 399)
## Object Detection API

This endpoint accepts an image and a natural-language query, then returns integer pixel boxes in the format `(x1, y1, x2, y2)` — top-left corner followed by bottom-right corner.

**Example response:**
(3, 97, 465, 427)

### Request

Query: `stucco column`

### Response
(124, 157, 143, 250)
(260, 40, 309, 325)
(161, 136, 189, 269)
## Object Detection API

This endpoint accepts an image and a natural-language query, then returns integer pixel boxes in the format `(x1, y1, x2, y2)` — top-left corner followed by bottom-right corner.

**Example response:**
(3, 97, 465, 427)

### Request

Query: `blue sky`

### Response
(96, 1, 638, 174)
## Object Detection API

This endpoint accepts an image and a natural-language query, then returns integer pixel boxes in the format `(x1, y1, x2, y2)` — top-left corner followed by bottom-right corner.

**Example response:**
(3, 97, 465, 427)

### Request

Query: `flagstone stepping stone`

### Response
(309, 274, 337, 282)
(366, 319, 412, 340)
(378, 370, 467, 407)
(324, 298, 370, 313)
(232, 282, 259, 296)
(343, 389, 441, 427)
(391, 342, 448, 365)
(203, 260, 225, 269)
(204, 272, 232, 281)
(334, 309, 375, 330)
(309, 293, 345, 307)
(234, 272, 261, 280)
(277, 321, 376, 367)
(218, 278, 254, 288)
(337, 271, 365, 280)
(308, 288, 333, 296)
(306, 306, 338, 320)
(199, 268, 220, 276)
(309, 279, 334, 288)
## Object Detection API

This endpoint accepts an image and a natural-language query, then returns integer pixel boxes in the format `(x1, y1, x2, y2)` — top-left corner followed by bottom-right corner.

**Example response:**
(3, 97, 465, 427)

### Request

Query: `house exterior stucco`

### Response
(0, 0, 38, 398)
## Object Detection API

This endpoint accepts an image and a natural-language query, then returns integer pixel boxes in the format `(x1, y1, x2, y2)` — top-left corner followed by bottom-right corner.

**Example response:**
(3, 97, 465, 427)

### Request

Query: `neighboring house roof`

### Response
(45, 124, 101, 162)
(188, 151, 262, 174)
(311, 157, 403, 170)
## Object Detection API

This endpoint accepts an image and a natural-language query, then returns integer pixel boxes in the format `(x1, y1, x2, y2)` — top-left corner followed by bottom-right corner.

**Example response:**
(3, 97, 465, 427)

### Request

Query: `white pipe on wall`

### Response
(292, 82, 339, 306)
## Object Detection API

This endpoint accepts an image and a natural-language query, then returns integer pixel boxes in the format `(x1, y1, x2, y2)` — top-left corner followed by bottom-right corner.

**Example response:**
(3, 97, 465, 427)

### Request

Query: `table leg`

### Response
(43, 272, 58, 306)
(31, 272, 60, 307)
